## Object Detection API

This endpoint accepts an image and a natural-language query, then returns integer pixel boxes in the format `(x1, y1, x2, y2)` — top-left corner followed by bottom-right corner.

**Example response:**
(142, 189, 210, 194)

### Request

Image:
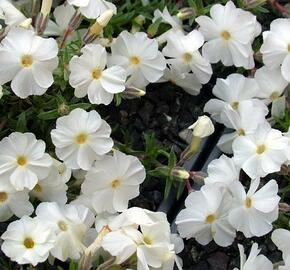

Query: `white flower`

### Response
(232, 123, 288, 178)
(81, 150, 146, 213)
(196, 1, 261, 69)
(102, 208, 178, 270)
(53, 158, 72, 184)
(0, 0, 27, 27)
(95, 212, 118, 233)
(0, 85, 3, 100)
(109, 31, 166, 88)
(176, 184, 236, 247)
(162, 30, 212, 84)
(254, 66, 288, 103)
(1, 216, 55, 266)
(67, 0, 116, 19)
(30, 163, 68, 204)
(69, 44, 126, 105)
(188, 115, 214, 138)
(36, 202, 95, 261)
(51, 108, 114, 170)
(283, 127, 290, 165)
(217, 100, 268, 154)
(0, 177, 33, 221)
(229, 178, 280, 237)
(0, 132, 52, 191)
(204, 73, 266, 123)
(45, 4, 76, 36)
(260, 18, 290, 82)
(204, 155, 240, 187)
(159, 65, 202, 95)
(0, 28, 58, 98)
(234, 243, 273, 270)
(153, 7, 183, 44)
(272, 229, 290, 266)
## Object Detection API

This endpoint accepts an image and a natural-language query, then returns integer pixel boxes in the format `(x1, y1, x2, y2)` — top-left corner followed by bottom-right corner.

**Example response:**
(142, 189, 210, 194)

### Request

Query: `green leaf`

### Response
(164, 176, 173, 199)
(16, 112, 27, 132)
(168, 148, 177, 168)
(176, 182, 185, 200)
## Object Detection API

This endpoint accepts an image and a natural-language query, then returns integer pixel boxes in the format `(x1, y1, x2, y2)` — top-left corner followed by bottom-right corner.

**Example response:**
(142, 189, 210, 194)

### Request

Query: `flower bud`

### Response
(40, 0, 52, 16)
(84, 10, 114, 43)
(58, 104, 70, 116)
(171, 167, 190, 180)
(123, 86, 146, 99)
(177, 7, 196, 20)
(19, 18, 32, 29)
(188, 116, 214, 138)
(180, 136, 201, 161)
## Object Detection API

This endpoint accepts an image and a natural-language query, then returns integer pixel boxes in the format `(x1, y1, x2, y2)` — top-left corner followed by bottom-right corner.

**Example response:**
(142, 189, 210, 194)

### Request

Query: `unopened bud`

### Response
(131, 15, 146, 33)
(177, 7, 196, 20)
(180, 136, 201, 161)
(40, 0, 52, 16)
(188, 115, 214, 138)
(171, 167, 190, 180)
(123, 86, 146, 99)
(19, 18, 32, 29)
(84, 10, 114, 43)
(58, 104, 70, 116)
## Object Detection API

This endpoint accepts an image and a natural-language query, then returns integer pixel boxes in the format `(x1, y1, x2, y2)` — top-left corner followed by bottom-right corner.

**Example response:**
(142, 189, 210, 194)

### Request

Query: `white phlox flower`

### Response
(109, 31, 167, 88)
(232, 122, 289, 178)
(196, 1, 261, 69)
(36, 202, 95, 261)
(51, 108, 114, 170)
(45, 4, 76, 37)
(204, 73, 267, 123)
(176, 184, 236, 247)
(260, 18, 290, 82)
(0, 0, 27, 27)
(81, 150, 146, 213)
(0, 132, 52, 191)
(101, 207, 182, 270)
(30, 162, 68, 205)
(234, 243, 273, 270)
(228, 178, 280, 237)
(1, 216, 55, 266)
(159, 65, 203, 95)
(272, 229, 290, 268)
(217, 100, 268, 154)
(162, 30, 212, 84)
(67, 0, 116, 19)
(69, 43, 127, 105)
(254, 66, 288, 103)
(204, 155, 240, 188)
(0, 28, 59, 98)
(153, 7, 183, 44)
(0, 177, 33, 221)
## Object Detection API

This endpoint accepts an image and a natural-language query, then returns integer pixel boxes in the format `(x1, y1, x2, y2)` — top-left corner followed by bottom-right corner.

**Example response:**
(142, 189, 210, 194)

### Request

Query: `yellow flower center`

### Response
(21, 55, 33, 68)
(75, 133, 88, 145)
(231, 101, 239, 110)
(130, 56, 141, 65)
(23, 237, 35, 249)
(143, 236, 152, 245)
(92, 68, 102, 80)
(256, 144, 266, 155)
(237, 129, 246, 136)
(33, 184, 42, 193)
(111, 179, 121, 189)
(205, 214, 216, 224)
(245, 197, 252, 208)
(270, 91, 280, 100)
(183, 53, 192, 63)
(58, 220, 68, 231)
(0, 192, 8, 202)
(17, 156, 27, 166)
(221, 31, 231, 40)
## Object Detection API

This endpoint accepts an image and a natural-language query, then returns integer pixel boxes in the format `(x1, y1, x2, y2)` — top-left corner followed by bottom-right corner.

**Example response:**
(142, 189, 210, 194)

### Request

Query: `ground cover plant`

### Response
(0, 0, 290, 269)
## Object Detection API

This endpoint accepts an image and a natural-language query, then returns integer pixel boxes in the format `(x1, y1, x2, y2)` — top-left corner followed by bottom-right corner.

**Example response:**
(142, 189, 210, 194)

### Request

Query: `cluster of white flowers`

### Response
(0, 0, 289, 269)
(173, 1, 290, 268)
